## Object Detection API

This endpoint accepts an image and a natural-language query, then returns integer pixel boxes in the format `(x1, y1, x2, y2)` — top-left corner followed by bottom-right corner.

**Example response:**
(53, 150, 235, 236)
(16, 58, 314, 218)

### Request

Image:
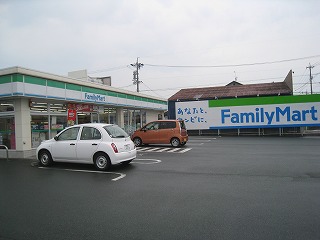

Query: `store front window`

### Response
(124, 109, 145, 135)
(31, 115, 49, 148)
(77, 113, 91, 124)
(0, 101, 14, 112)
(108, 108, 117, 124)
(0, 116, 15, 149)
(0, 101, 15, 149)
(133, 110, 141, 129)
(50, 115, 67, 137)
(29, 101, 154, 147)
(31, 102, 69, 147)
(100, 108, 116, 124)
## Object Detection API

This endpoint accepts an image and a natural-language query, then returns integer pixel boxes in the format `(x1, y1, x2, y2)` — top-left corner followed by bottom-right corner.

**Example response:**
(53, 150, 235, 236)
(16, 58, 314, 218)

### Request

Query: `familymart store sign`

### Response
(176, 95, 320, 130)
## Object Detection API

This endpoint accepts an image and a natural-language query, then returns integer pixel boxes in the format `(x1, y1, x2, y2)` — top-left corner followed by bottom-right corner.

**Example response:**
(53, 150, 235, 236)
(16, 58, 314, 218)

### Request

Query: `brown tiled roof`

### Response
(168, 81, 292, 101)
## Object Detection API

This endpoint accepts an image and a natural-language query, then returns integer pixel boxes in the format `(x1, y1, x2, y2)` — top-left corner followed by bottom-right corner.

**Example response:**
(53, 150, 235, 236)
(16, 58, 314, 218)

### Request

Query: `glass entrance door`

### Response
(91, 113, 99, 123)
(77, 112, 99, 124)
(77, 113, 91, 124)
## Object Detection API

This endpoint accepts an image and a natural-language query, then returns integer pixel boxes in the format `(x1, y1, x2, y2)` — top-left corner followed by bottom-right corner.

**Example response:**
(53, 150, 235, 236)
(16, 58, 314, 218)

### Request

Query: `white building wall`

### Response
(116, 107, 124, 128)
(0, 83, 11, 96)
(14, 98, 32, 154)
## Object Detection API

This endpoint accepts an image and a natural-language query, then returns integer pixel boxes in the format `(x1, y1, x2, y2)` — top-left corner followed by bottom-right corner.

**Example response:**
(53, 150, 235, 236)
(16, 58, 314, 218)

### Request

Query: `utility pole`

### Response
(131, 58, 144, 92)
(306, 63, 314, 94)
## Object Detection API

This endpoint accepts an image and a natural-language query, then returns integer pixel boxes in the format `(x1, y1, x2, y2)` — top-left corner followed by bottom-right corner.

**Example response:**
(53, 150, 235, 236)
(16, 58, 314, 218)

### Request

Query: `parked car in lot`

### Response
(131, 120, 188, 147)
(36, 123, 136, 170)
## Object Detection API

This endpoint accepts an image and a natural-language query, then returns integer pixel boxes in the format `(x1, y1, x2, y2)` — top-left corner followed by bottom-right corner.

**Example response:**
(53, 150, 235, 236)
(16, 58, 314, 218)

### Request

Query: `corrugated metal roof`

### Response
(169, 81, 292, 101)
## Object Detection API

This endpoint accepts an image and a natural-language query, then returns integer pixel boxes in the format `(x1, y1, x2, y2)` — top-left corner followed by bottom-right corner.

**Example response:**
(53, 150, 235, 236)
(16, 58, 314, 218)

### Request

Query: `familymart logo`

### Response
(221, 105, 318, 125)
(84, 93, 106, 102)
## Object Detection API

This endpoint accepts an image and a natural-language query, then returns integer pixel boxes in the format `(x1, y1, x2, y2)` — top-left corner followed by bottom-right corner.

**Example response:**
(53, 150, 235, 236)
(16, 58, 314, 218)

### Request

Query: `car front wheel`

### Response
(133, 137, 142, 147)
(38, 150, 53, 167)
(94, 153, 111, 171)
(170, 138, 181, 147)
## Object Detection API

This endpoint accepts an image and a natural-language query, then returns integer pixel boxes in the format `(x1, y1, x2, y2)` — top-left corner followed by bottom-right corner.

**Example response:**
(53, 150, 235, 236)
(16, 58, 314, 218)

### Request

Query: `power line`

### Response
(88, 65, 128, 74)
(140, 82, 165, 98)
(313, 60, 320, 66)
(295, 81, 310, 93)
(144, 54, 320, 68)
(118, 83, 135, 89)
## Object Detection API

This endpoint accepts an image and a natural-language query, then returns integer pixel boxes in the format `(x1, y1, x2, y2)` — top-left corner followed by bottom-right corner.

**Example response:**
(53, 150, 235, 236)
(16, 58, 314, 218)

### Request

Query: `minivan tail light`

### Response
(111, 143, 118, 153)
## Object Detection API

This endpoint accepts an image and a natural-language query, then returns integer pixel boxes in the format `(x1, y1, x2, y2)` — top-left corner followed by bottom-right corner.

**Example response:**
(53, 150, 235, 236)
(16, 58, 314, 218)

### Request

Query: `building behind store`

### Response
(0, 66, 167, 158)
(168, 70, 320, 136)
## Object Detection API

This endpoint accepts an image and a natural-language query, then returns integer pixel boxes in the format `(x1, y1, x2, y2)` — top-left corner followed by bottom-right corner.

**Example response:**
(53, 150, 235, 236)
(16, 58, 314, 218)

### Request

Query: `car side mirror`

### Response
(54, 136, 58, 141)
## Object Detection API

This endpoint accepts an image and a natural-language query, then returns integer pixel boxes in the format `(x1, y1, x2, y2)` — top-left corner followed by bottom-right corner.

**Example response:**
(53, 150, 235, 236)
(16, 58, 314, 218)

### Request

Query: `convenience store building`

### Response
(0, 66, 167, 158)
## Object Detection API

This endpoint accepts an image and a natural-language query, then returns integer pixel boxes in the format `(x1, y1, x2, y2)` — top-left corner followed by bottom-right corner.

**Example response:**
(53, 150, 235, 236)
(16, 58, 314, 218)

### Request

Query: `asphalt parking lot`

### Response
(1, 136, 320, 240)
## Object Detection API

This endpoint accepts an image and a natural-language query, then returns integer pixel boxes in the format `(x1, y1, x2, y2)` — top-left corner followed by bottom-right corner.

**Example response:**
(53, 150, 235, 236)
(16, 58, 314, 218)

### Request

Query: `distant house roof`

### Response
(169, 71, 293, 102)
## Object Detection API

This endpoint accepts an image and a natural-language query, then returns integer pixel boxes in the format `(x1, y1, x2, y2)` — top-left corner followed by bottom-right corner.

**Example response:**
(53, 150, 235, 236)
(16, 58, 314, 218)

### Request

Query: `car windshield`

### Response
(103, 125, 129, 138)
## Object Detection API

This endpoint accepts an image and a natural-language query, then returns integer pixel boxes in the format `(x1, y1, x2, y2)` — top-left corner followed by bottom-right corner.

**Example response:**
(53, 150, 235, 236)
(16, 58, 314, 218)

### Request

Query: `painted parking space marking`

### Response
(138, 147, 152, 151)
(167, 148, 182, 153)
(188, 138, 216, 142)
(136, 147, 192, 153)
(178, 148, 193, 153)
(132, 159, 162, 164)
(36, 166, 126, 181)
(156, 148, 172, 152)
(145, 147, 162, 152)
(187, 139, 215, 146)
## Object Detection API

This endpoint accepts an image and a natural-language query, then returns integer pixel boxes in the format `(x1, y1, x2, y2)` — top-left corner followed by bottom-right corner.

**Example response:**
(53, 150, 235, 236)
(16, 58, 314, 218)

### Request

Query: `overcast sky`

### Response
(1, 0, 320, 99)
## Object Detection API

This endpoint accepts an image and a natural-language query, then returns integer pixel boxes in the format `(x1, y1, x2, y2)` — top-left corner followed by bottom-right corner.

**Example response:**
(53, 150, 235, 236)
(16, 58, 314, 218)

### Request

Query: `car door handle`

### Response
(70, 143, 76, 146)
(92, 143, 98, 146)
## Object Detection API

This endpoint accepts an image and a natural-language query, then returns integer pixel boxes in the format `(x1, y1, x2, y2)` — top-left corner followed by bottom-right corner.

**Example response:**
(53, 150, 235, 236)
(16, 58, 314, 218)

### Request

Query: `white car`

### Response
(36, 123, 136, 170)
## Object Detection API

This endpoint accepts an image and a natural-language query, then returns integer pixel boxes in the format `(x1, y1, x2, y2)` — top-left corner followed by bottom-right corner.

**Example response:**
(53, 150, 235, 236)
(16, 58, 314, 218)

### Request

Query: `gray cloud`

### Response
(1, 0, 320, 98)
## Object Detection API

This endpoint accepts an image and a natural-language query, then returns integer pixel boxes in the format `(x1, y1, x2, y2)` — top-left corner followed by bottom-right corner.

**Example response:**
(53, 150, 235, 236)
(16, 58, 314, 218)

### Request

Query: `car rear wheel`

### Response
(94, 153, 111, 171)
(38, 150, 53, 167)
(133, 137, 142, 147)
(170, 137, 181, 147)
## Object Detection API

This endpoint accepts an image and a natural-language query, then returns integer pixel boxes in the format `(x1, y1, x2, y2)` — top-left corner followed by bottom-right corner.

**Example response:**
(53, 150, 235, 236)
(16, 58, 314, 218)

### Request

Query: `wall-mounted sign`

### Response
(68, 103, 94, 112)
(176, 95, 320, 130)
(83, 92, 107, 103)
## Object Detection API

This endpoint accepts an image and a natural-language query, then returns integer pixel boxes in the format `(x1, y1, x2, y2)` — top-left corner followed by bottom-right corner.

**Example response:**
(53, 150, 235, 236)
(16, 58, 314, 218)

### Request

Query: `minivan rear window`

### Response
(179, 121, 186, 129)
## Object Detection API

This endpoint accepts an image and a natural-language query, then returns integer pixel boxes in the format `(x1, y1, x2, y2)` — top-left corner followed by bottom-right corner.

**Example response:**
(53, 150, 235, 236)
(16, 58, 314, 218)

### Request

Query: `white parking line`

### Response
(136, 147, 192, 153)
(155, 148, 172, 152)
(145, 148, 162, 152)
(188, 138, 216, 141)
(37, 167, 126, 181)
(132, 159, 162, 164)
(137, 147, 152, 152)
(167, 148, 182, 153)
(178, 148, 192, 153)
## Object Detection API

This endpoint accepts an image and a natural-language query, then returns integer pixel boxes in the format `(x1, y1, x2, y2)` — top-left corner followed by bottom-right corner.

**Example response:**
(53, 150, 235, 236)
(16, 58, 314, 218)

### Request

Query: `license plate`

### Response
(124, 144, 130, 151)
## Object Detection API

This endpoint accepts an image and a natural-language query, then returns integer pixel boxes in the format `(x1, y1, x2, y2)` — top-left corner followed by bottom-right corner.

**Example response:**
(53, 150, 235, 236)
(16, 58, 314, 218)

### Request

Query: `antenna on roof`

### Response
(234, 71, 238, 82)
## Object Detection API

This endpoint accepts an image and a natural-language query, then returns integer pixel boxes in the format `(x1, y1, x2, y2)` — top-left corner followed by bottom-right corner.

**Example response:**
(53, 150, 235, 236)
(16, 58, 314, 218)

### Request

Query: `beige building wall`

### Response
(146, 110, 163, 123)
